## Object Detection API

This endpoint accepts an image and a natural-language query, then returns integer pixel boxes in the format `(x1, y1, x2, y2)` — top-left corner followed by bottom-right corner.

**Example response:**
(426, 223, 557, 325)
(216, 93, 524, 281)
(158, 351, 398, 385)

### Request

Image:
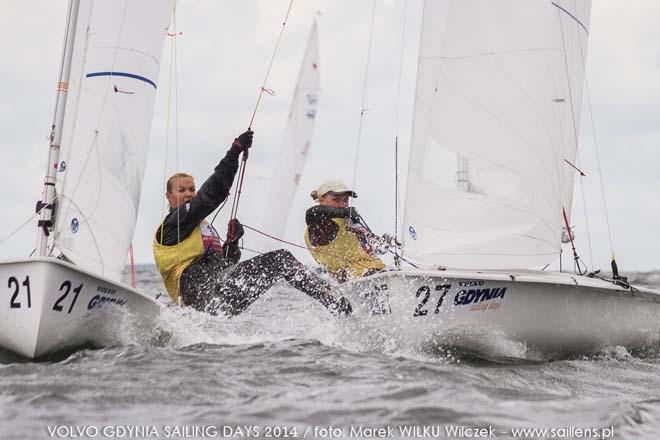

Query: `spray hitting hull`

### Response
(0, 258, 161, 359)
(343, 269, 660, 358)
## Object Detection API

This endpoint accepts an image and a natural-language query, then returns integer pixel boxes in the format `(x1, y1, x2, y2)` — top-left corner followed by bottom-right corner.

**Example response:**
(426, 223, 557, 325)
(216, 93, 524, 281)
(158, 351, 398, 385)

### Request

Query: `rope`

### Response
(159, 1, 180, 246)
(210, 197, 230, 226)
(562, 207, 585, 275)
(558, 7, 594, 270)
(0, 213, 38, 247)
(577, 18, 616, 263)
(248, 0, 294, 130)
(229, 0, 295, 224)
(242, 223, 382, 272)
(393, 0, 408, 268)
(350, 0, 378, 192)
(173, 3, 181, 247)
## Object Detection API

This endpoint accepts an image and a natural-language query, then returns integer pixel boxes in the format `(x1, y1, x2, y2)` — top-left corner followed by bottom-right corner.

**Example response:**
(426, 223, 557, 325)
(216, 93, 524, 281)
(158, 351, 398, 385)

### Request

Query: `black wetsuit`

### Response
(157, 144, 345, 316)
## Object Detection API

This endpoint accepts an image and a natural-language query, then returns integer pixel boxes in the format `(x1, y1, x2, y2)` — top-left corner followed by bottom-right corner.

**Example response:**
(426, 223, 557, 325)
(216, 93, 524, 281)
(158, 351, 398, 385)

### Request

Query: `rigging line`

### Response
(159, 2, 178, 246)
(229, 157, 247, 221)
(242, 224, 380, 271)
(394, 137, 400, 267)
(0, 213, 38, 247)
(563, 206, 585, 275)
(558, 7, 594, 270)
(351, 0, 377, 192)
(172, 2, 182, 249)
(576, 16, 616, 260)
(210, 197, 229, 226)
(248, 0, 294, 130)
(386, 249, 418, 269)
(229, 0, 295, 222)
(394, 0, 407, 138)
(393, 0, 407, 268)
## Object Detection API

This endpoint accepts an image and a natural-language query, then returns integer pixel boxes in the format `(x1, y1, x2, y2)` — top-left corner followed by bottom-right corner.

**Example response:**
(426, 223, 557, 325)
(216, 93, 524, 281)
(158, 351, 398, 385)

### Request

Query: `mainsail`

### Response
(402, 0, 591, 269)
(256, 23, 320, 252)
(53, 0, 172, 281)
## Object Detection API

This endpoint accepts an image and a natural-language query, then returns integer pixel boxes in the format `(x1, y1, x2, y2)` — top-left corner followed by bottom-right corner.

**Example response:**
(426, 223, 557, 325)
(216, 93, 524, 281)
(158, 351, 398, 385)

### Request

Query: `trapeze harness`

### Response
(153, 221, 223, 305)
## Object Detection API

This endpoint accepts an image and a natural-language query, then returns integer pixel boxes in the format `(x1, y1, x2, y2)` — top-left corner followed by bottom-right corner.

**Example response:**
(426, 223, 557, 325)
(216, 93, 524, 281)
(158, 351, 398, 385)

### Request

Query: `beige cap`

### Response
(310, 179, 357, 200)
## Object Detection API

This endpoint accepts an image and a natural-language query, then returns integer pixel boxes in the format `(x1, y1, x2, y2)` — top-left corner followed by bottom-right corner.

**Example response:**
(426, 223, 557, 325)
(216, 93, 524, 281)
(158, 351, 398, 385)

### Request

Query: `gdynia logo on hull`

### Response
(454, 287, 507, 306)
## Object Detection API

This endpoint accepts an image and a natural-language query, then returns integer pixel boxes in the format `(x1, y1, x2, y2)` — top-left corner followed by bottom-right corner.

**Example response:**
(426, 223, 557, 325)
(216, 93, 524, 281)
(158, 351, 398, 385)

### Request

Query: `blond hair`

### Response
(166, 173, 194, 193)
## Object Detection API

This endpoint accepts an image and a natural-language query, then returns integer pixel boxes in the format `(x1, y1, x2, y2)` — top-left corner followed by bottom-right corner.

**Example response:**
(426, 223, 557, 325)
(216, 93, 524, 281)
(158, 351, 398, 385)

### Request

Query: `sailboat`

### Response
(343, 0, 660, 357)
(252, 23, 321, 254)
(0, 0, 172, 359)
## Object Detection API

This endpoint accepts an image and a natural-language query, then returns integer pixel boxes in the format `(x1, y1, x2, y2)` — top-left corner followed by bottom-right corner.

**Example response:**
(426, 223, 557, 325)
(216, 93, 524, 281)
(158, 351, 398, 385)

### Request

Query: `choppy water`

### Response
(2, 268, 660, 440)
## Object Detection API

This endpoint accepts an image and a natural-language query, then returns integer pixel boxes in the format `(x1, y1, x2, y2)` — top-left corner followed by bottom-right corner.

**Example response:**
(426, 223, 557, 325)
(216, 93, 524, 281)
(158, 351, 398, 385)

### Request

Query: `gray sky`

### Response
(1, 0, 659, 272)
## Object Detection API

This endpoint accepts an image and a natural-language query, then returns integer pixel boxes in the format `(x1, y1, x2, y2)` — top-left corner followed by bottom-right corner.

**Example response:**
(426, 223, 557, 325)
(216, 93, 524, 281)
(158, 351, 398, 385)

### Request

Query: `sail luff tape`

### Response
(57, 81, 69, 92)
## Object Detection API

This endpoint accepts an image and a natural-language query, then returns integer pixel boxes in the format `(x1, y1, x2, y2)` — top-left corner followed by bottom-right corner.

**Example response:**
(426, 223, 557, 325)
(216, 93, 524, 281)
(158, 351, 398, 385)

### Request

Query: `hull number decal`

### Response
(413, 282, 506, 316)
(414, 284, 451, 316)
(53, 281, 83, 313)
(8, 275, 31, 309)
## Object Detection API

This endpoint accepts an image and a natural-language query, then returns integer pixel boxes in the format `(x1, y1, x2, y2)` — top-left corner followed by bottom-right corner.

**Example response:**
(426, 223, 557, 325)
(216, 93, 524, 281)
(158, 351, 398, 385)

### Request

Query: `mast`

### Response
(36, 0, 80, 256)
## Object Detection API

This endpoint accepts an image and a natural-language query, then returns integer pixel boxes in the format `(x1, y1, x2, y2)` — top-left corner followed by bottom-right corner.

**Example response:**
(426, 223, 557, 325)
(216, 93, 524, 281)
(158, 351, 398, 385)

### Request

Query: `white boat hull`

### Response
(343, 269, 660, 358)
(0, 258, 161, 359)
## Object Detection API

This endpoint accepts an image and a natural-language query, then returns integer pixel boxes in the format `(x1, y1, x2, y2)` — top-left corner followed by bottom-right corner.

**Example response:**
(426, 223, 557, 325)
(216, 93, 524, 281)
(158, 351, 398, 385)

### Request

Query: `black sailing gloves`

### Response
(231, 129, 254, 154)
(226, 218, 245, 243)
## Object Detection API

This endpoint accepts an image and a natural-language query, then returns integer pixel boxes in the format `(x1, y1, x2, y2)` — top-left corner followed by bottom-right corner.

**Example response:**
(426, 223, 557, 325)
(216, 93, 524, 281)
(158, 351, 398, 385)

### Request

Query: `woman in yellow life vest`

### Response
(153, 131, 352, 316)
(304, 179, 388, 283)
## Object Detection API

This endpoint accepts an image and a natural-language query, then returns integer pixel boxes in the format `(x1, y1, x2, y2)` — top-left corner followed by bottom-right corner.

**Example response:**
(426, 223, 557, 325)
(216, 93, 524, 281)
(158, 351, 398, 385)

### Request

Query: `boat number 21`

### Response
(7, 276, 83, 314)
(53, 281, 84, 313)
(8, 276, 31, 309)
(414, 284, 451, 316)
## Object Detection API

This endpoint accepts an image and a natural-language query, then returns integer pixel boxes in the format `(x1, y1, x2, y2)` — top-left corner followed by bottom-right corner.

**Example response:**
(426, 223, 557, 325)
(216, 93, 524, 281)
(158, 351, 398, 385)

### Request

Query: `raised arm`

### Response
(157, 131, 253, 245)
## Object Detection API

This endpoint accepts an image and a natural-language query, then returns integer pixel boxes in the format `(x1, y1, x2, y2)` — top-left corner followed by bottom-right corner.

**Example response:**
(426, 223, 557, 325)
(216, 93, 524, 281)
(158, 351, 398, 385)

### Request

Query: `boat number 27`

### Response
(414, 284, 451, 316)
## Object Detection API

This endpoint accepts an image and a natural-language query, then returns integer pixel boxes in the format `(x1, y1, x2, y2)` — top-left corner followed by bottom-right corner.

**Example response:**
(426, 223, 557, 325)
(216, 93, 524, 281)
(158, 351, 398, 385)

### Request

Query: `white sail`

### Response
(256, 23, 320, 252)
(53, 0, 172, 281)
(402, 0, 591, 269)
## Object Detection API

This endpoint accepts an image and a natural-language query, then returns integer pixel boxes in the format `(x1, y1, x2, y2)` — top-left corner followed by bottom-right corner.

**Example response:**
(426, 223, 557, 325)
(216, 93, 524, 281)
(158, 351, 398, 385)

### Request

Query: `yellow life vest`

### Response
(304, 217, 384, 282)
(152, 221, 222, 304)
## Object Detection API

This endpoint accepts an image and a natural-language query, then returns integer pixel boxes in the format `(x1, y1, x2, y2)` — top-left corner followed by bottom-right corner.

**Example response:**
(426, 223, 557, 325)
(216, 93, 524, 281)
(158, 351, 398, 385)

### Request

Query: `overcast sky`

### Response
(1, 0, 659, 272)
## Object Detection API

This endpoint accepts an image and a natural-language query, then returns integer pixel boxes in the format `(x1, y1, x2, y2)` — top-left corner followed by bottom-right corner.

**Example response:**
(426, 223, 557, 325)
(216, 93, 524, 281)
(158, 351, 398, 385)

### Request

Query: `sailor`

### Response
(153, 131, 352, 316)
(304, 179, 390, 282)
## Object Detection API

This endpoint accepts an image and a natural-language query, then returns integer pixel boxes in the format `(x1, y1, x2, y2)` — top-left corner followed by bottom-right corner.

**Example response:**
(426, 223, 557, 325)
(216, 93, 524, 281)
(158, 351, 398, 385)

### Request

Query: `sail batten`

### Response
(402, 0, 591, 270)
